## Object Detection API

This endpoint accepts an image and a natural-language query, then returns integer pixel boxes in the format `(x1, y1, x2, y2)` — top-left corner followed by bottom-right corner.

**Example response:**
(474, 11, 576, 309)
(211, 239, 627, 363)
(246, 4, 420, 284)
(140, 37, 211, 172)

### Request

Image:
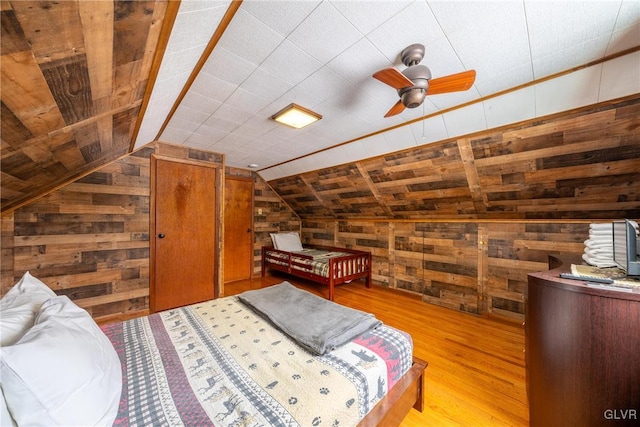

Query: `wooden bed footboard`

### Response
(357, 356, 428, 426)
(261, 245, 372, 300)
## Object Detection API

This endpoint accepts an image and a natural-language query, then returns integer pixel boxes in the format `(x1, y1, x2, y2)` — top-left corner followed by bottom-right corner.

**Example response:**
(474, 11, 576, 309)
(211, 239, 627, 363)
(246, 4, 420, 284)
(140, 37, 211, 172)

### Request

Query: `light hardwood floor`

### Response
(225, 274, 529, 427)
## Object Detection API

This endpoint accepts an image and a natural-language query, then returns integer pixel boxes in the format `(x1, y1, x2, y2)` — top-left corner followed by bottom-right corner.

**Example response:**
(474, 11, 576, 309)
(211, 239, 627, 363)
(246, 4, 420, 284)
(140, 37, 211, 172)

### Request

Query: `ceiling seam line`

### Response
(153, 0, 243, 144)
(258, 45, 640, 172)
(521, 0, 537, 119)
(192, 0, 328, 150)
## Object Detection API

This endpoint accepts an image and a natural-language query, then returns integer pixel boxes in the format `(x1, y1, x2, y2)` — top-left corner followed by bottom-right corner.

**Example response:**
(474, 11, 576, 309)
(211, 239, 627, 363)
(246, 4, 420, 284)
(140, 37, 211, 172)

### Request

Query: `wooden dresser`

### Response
(526, 256, 640, 426)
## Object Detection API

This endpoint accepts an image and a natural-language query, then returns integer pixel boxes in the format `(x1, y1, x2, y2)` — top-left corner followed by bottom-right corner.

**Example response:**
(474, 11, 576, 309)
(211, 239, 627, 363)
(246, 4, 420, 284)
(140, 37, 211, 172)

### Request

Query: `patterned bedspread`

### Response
(265, 248, 350, 277)
(102, 295, 413, 427)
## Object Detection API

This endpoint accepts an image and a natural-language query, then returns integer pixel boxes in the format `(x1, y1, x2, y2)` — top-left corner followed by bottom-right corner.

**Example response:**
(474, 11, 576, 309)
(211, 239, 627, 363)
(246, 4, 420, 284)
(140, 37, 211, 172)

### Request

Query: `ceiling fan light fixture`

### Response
(271, 103, 322, 129)
(373, 43, 476, 118)
(401, 88, 425, 109)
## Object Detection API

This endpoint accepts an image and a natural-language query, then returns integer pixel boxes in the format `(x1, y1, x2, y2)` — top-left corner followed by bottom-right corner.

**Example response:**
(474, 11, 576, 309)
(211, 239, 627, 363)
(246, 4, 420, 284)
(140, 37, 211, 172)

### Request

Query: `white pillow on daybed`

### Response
(0, 272, 56, 347)
(0, 295, 122, 426)
(270, 232, 303, 252)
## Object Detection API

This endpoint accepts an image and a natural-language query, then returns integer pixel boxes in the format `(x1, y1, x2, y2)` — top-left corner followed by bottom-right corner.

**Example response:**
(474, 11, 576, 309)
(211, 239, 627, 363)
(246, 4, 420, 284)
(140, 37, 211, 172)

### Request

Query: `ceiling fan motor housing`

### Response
(398, 64, 431, 108)
(400, 88, 425, 108)
(373, 42, 476, 117)
(401, 43, 426, 67)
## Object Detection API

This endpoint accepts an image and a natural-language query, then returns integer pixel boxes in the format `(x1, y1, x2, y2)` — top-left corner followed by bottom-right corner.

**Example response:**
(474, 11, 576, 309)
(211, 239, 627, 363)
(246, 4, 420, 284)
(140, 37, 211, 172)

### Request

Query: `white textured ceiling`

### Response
(135, 0, 640, 179)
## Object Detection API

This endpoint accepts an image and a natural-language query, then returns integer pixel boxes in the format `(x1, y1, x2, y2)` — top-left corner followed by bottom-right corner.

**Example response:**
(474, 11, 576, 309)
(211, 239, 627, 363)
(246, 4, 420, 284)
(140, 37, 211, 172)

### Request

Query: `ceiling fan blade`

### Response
(373, 67, 414, 90)
(384, 100, 406, 117)
(426, 70, 476, 95)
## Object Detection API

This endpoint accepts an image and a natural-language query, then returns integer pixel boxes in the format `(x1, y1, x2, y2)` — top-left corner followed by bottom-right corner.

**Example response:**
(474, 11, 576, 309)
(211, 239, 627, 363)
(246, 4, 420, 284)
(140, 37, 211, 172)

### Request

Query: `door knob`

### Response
(158, 233, 165, 239)
(246, 228, 252, 233)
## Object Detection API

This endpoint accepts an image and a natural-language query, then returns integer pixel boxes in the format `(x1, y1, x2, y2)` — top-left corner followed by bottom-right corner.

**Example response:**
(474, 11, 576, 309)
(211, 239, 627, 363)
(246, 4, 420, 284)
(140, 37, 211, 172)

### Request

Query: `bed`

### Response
(262, 232, 372, 301)
(1, 274, 427, 427)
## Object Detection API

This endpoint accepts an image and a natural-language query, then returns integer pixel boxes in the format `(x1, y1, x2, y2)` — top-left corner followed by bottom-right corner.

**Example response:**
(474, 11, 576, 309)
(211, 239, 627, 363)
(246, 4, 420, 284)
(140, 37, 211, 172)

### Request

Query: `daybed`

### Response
(1, 273, 427, 427)
(262, 232, 372, 301)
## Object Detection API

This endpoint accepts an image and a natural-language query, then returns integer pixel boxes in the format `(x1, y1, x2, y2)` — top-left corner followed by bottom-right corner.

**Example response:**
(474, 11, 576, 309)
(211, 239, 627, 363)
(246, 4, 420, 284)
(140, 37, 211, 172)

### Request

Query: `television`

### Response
(612, 219, 640, 276)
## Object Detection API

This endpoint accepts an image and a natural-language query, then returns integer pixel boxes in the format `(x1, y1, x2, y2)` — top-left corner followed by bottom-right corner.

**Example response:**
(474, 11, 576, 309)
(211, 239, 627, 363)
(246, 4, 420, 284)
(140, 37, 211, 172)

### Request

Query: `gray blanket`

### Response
(238, 282, 381, 355)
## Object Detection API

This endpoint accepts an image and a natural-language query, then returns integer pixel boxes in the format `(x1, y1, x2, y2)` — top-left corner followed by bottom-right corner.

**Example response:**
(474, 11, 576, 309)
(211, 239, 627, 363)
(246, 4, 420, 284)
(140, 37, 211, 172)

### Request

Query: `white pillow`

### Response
(0, 386, 16, 427)
(0, 272, 56, 346)
(271, 232, 303, 252)
(0, 296, 122, 426)
(269, 232, 280, 249)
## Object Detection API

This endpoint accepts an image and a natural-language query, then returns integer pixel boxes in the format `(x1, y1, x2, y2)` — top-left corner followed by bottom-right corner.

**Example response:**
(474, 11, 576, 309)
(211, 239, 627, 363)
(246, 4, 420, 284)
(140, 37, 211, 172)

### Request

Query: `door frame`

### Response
(150, 155, 224, 311)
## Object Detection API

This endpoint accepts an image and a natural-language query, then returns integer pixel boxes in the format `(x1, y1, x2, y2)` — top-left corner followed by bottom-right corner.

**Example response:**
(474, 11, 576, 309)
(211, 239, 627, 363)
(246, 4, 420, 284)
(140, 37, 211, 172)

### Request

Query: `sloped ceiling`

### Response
(1, 0, 639, 214)
(269, 97, 640, 220)
(1, 0, 171, 212)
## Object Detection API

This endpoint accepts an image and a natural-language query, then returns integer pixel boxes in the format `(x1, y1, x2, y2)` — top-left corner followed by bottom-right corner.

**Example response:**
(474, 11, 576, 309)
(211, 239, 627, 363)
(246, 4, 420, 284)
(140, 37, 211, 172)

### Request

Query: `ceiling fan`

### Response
(373, 43, 476, 118)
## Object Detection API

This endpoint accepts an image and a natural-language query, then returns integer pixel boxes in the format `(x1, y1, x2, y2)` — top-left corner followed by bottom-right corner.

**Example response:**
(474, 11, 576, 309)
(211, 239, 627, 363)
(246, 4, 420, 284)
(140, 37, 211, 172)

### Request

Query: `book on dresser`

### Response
(570, 264, 640, 291)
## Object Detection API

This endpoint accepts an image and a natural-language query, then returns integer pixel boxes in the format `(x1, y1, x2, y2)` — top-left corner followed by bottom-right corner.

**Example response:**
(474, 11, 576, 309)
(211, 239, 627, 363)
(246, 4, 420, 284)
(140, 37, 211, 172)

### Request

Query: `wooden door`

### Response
(151, 157, 217, 312)
(223, 177, 253, 282)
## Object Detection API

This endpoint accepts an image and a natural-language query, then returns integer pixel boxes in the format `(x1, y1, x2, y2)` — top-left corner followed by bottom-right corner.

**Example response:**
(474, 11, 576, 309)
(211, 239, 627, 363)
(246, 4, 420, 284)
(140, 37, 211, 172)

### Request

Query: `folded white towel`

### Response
(585, 247, 612, 258)
(584, 255, 613, 262)
(588, 242, 613, 249)
(590, 223, 612, 230)
(581, 221, 635, 268)
(584, 239, 613, 248)
(589, 229, 612, 237)
(582, 253, 617, 268)
(587, 238, 612, 245)
(589, 233, 611, 238)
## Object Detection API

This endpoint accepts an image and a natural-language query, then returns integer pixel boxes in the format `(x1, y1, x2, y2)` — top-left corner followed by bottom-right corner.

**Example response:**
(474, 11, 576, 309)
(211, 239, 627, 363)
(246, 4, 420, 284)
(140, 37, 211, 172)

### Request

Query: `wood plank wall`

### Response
(271, 97, 640, 220)
(1, 212, 15, 294)
(2, 97, 639, 323)
(1, 152, 300, 323)
(1, 142, 224, 323)
(302, 219, 588, 320)
(1, 0, 170, 213)
(268, 96, 640, 321)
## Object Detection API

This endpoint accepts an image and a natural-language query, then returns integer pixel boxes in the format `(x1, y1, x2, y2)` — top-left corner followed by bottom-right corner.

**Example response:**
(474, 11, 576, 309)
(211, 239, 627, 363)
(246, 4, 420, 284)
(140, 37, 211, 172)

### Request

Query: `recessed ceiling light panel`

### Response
(271, 103, 322, 129)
